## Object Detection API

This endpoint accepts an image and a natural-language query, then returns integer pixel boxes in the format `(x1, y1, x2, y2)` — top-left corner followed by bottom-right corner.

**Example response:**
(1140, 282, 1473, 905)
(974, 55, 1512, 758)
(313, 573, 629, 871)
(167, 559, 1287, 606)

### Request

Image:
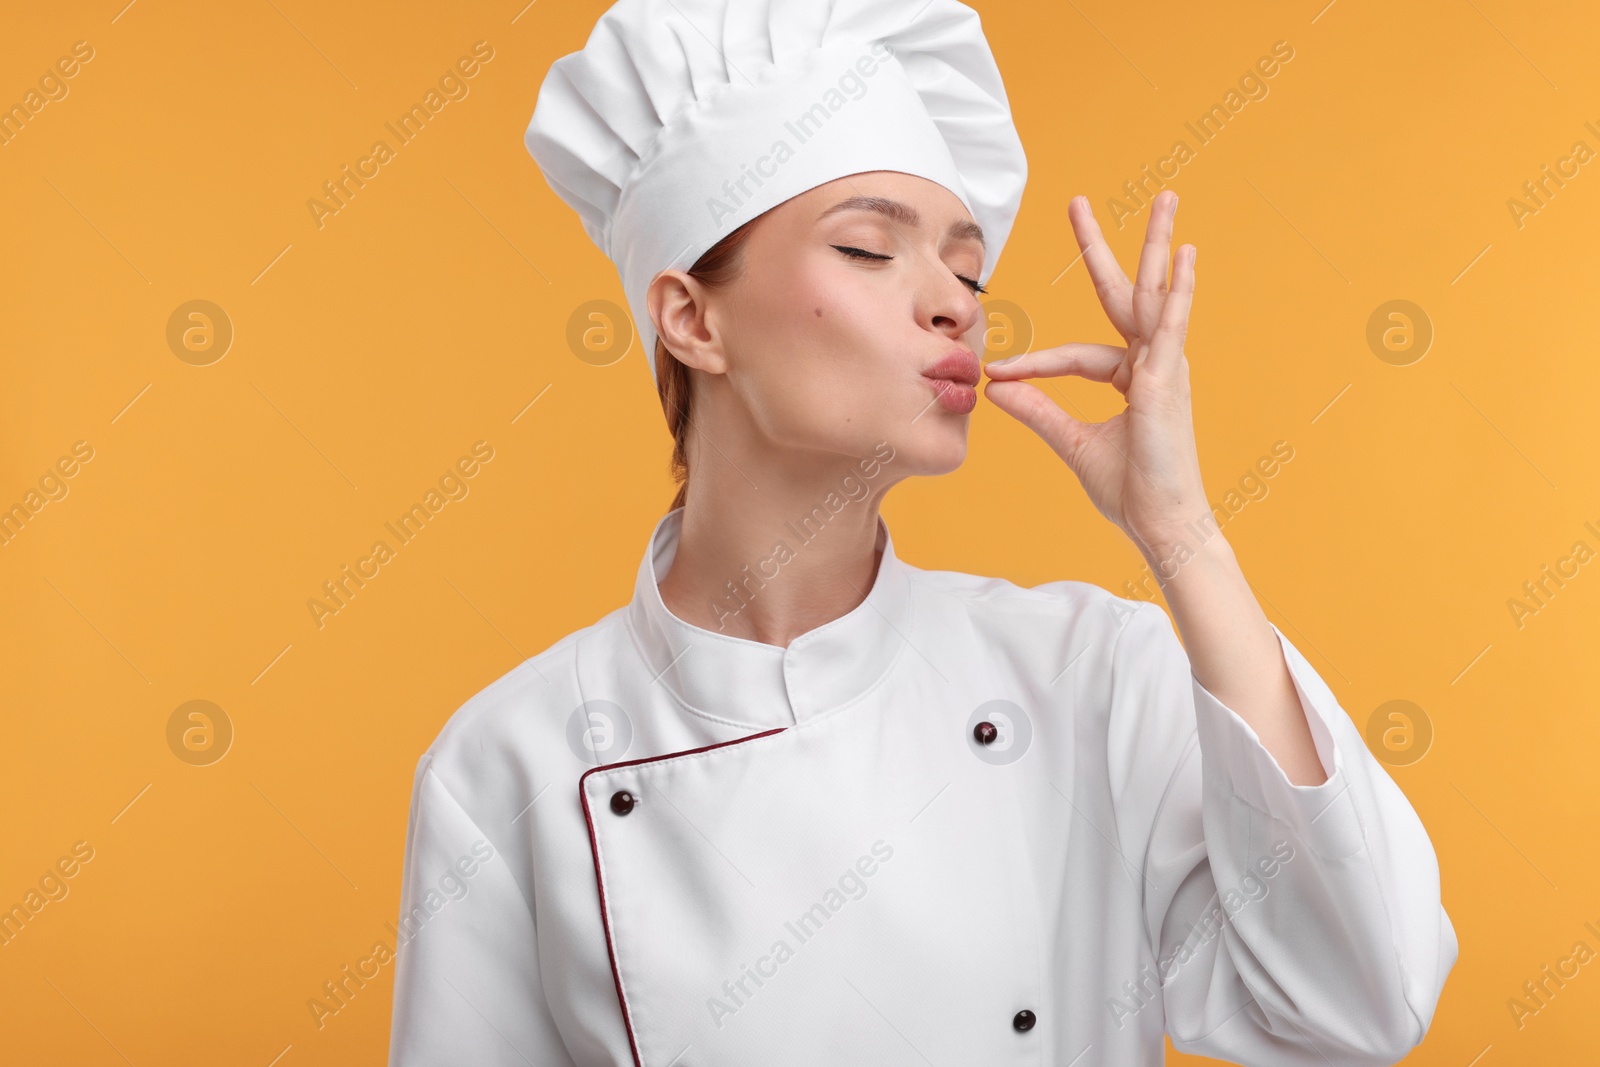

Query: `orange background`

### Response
(2, 0, 1597, 1063)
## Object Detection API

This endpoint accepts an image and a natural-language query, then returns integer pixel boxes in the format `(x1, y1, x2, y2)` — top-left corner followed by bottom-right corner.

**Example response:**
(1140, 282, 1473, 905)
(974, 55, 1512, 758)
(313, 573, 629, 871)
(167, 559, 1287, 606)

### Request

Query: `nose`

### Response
(920, 257, 985, 342)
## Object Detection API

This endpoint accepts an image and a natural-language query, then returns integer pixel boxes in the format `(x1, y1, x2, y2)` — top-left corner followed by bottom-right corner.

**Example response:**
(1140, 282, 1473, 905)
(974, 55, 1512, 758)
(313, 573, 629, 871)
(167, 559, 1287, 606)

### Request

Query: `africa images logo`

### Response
(704, 41, 898, 228)
(567, 700, 634, 766)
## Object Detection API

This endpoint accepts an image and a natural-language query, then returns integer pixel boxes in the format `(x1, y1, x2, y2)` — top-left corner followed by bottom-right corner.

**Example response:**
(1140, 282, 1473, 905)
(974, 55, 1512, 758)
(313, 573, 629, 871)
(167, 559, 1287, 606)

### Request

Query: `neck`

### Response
(656, 456, 893, 649)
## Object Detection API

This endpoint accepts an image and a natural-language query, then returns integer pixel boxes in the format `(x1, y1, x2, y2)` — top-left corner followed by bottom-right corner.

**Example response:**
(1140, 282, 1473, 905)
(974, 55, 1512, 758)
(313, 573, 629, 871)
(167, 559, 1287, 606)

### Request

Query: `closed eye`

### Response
(831, 244, 987, 295)
(832, 244, 892, 262)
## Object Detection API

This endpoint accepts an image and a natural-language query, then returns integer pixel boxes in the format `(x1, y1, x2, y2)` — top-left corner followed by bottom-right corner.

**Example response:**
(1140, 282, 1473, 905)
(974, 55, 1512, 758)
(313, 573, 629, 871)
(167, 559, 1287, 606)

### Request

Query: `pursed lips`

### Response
(921, 349, 981, 415)
(922, 349, 981, 386)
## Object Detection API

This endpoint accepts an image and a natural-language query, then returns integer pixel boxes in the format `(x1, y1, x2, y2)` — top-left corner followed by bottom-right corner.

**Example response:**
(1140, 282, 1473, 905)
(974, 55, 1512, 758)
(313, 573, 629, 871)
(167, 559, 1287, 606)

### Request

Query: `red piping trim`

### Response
(578, 726, 788, 1067)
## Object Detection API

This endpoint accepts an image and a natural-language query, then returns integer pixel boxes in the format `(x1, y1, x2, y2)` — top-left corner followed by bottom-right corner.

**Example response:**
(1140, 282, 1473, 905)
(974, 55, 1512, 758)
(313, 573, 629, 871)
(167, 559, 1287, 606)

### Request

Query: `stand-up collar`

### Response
(623, 506, 913, 728)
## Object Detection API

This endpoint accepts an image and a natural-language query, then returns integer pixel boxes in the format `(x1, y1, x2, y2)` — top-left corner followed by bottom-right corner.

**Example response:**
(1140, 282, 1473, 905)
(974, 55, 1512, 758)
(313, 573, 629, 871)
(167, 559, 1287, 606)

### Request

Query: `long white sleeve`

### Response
(388, 755, 578, 1067)
(1112, 601, 1457, 1066)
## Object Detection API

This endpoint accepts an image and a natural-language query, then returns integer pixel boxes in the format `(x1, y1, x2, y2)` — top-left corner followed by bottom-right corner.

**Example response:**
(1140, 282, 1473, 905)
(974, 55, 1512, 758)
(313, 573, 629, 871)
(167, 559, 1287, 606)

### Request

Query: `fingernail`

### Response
(988, 355, 1020, 367)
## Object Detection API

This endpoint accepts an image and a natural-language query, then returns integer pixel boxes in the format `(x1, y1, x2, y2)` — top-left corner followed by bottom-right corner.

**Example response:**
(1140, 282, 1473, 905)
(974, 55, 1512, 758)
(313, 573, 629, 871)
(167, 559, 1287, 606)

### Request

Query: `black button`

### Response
(974, 721, 998, 745)
(610, 790, 635, 815)
(1012, 1009, 1036, 1031)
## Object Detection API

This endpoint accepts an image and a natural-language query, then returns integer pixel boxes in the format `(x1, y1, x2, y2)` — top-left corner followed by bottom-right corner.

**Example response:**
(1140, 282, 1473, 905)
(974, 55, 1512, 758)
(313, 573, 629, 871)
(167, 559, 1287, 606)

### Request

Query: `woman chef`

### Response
(388, 1, 1458, 1064)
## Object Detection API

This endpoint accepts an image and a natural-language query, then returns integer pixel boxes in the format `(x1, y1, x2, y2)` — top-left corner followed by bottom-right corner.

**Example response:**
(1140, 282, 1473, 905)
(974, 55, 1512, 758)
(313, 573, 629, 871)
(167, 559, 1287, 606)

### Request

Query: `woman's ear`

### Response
(647, 270, 729, 375)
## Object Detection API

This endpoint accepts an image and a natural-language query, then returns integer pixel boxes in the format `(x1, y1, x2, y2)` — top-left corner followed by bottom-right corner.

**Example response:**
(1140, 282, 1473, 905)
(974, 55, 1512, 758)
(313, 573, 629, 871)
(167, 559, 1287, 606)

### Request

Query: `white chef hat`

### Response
(524, 0, 1028, 384)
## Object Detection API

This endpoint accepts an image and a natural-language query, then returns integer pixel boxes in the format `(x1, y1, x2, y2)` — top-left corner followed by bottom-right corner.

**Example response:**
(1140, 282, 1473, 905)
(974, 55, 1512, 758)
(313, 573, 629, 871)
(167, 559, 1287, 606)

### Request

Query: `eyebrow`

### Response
(818, 195, 986, 249)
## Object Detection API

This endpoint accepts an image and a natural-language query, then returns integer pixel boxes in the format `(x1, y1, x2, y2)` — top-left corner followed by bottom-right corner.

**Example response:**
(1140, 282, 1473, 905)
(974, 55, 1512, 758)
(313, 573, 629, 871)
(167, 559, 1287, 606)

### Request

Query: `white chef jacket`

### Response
(388, 506, 1457, 1066)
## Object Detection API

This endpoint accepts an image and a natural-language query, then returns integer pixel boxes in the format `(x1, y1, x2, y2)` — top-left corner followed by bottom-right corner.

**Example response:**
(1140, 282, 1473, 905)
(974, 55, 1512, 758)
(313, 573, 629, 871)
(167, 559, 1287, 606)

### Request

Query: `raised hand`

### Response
(983, 190, 1206, 564)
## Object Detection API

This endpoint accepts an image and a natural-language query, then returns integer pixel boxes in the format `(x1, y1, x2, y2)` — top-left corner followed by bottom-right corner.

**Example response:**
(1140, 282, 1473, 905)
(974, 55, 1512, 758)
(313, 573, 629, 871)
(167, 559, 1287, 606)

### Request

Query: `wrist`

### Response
(1134, 518, 1235, 588)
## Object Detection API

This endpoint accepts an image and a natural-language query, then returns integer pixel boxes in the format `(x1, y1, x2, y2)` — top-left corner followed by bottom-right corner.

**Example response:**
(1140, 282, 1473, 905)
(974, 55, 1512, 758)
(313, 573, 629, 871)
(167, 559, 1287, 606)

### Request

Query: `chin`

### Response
(896, 420, 969, 475)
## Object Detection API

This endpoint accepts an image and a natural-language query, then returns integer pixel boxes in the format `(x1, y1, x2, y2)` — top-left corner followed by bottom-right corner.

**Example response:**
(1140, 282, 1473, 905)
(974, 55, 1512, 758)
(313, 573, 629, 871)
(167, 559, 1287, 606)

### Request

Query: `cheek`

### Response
(792, 294, 906, 416)
(753, 299, 900, 441)
(726, 251, 935, 449)
(746, 264, 885, 388)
